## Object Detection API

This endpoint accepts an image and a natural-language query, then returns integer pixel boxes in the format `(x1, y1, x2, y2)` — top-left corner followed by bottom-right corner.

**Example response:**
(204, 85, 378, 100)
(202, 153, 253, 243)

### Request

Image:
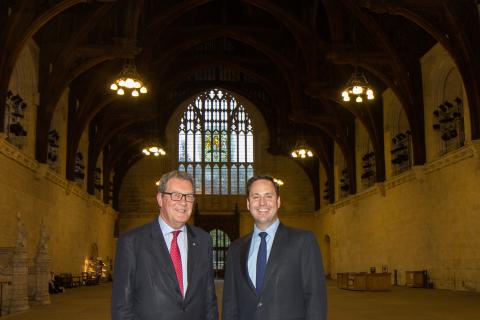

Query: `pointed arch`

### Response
(177, 88, 254, 195)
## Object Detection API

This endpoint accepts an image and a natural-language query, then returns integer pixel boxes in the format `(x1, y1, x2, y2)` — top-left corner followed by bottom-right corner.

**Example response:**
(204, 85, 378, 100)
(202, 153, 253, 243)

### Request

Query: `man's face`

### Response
(157, 178, 194, 229)
(247, 179, 281, 231)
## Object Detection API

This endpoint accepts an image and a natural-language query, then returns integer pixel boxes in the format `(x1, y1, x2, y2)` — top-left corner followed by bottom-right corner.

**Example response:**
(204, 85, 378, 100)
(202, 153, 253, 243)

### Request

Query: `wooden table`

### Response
(337, 272, 391, 291)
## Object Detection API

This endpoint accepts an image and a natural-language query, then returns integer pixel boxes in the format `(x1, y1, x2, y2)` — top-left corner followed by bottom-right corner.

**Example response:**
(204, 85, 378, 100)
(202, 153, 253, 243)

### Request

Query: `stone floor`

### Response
(3, 280, 480, 319)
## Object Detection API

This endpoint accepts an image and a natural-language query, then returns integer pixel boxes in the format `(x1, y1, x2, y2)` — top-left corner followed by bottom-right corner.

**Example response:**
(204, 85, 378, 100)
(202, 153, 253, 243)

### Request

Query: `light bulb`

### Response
(366, 89, 373, 96)
(140, 87, 147, 94)
(367, 94, 374, 100)
(117, 88, 125, 95)
(291, 152, 297, 158)
(356, 96, 363, 103)
(352, 86, 363, 95)
(134, 81, 141, 88)
(110, 83, 118, 91)
(343, 95, 350, 102)
(118, 79, 126, 87)
(132, 90, 139, 97)
(342, 90, 348, 98)
(125, 78, 135, 88)
(307, 150, 313, 157)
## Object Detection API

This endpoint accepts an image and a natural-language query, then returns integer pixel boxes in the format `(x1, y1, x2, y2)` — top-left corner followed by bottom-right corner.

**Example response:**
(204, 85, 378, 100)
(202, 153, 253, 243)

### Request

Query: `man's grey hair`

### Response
(157, 170, 194, 193)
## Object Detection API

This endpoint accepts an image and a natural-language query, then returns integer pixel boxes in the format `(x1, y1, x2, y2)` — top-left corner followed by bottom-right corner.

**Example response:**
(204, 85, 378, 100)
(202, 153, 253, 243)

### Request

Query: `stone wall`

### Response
(318, 143, 480, 291)
(0, 138, 117, 274)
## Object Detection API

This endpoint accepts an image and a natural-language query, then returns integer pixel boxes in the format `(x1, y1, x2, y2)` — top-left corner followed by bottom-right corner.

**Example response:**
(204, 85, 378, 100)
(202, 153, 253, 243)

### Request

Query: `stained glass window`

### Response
(178, 88, 254, 195)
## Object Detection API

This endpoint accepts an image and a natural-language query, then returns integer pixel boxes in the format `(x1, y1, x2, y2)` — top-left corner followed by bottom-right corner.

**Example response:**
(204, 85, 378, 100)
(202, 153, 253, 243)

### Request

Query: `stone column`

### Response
(9, 214, 29, 314)
(33, 223, 50, 305)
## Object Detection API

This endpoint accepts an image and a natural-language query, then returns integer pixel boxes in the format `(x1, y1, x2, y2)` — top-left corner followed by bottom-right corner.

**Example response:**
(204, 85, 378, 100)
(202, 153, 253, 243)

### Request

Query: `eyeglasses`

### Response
(162, 192, 195, 203)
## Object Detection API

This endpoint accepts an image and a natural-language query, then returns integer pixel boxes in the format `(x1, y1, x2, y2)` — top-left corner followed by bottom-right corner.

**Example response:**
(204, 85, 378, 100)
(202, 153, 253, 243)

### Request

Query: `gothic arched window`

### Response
(178, 89, 254, 195)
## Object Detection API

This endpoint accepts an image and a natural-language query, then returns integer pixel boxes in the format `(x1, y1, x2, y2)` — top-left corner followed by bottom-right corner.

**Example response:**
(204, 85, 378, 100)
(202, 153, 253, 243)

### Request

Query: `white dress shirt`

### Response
(247, 219, 280, 287)
(158, 216, 188, 295)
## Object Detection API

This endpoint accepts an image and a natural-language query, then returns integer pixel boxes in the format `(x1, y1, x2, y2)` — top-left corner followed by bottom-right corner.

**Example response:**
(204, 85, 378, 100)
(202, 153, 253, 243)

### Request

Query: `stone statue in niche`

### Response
(15, 212, 27, 252)
(37, 221, 49, 254)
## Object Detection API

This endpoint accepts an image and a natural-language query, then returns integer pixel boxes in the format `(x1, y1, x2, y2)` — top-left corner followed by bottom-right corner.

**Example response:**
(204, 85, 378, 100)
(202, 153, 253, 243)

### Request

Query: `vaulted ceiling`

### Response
(1, 0, 479, 209)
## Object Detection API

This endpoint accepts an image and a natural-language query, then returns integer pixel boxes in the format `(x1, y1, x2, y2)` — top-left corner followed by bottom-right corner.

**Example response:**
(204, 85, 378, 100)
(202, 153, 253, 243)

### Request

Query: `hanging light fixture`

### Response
(273, 178, 284, 186)
(340, 22, 375, 104)
(142, 145, 166, 157)
(291, 138, 314, 159)
(341, 68, 375, 103)
(110, 59, 148, 97)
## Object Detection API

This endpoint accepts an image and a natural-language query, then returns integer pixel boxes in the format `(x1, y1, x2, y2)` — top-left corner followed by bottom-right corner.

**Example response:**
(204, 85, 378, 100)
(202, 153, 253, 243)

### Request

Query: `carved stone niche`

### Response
(0, 216, 51, 316)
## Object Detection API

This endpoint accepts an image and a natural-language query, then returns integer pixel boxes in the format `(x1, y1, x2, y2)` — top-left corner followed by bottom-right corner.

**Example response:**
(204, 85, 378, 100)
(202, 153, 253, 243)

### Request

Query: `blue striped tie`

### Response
(256, 232, 268, 294)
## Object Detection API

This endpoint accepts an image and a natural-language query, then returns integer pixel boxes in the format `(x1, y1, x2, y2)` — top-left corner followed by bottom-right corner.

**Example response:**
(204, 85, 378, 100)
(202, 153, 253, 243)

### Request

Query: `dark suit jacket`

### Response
(111, 219, 218, 320)
(222, 223, 327, 320)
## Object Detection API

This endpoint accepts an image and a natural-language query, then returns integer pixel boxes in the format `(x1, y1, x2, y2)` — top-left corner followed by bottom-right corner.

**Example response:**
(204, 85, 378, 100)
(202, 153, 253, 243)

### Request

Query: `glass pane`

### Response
(195, 164, 202, 193)
(205, 165, 212, 194)
(204, 131, 212, 162)
(247, 132, 253, 162)
(247, 165, 254, 182)
(212, 131, 220, 162)
(230, 165, 238, 194)
(210, 230, 217, 245)
(187, 164, 193, 178)
(238, 133, 246, 163)
(178, 130, 186, 162)
(220, 131, 228, 162)
(221, 165, 228, 195)
(178, 164, 185, 172)
(239, 165, 246, 194)
(187, 132, 194, 162)
(195, 131, 202, 162)
(230, 133, 237, 163)
(213, 165, 220, 194)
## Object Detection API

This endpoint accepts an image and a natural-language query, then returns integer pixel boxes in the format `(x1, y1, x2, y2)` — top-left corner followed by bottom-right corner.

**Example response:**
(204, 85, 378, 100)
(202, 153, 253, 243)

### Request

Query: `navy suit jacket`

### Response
(222, 223, 327, 320)
(111, 219, 218, 320)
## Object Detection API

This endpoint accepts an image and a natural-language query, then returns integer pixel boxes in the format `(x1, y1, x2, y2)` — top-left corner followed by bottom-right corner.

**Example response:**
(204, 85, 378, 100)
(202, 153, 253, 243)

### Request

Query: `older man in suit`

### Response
(112, 170, 218, 320)
(222, 175, 327, 320)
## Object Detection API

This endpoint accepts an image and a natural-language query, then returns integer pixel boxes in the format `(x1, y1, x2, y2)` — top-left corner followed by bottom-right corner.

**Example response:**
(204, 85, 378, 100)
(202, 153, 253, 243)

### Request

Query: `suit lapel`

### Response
(262, 223, 288, 290)
(148, 219, 182, 297)
(240, 233, 257, 294)
(183, 225, 197, 302)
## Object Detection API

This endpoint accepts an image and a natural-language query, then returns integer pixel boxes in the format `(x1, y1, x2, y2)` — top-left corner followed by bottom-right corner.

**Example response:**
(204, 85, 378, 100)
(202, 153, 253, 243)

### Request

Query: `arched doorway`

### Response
(209, 229, 231, 279)
(324, 235, 332, 279)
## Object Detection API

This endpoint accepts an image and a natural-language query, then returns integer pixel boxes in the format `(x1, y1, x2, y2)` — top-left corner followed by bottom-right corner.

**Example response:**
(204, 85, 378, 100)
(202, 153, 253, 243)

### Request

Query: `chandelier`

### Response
(142, 145, 166, 157)
(291, 139, 314, 159)
(110, 59, 148, 97)
(341, 69, 375, 103)
(273, 178, 284, 186)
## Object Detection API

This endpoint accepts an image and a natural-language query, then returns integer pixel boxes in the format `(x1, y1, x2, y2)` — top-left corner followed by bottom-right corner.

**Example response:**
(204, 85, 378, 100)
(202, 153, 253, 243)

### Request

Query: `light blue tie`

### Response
(256, 232, 268, 294)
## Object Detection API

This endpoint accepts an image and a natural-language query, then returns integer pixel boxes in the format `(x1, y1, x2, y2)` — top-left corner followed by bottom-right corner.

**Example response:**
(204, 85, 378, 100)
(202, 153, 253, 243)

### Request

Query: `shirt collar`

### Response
(253, 218, 280, 238)
(158, 215, 186, 236)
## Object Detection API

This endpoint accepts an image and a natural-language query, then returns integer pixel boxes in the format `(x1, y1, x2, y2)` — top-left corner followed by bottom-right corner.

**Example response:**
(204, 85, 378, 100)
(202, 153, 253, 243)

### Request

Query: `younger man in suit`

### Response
(222, 175, 327, 320)
(112, 170, 218, 320)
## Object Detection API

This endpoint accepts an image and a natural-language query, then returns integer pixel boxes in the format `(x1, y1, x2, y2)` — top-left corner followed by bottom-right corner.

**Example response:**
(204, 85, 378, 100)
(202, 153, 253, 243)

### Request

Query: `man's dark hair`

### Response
(246, 175, 280, 197)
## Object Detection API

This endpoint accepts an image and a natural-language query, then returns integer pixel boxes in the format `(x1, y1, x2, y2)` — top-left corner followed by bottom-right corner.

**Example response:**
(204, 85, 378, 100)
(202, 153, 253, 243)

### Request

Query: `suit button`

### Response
(257, 302, 263, 308)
